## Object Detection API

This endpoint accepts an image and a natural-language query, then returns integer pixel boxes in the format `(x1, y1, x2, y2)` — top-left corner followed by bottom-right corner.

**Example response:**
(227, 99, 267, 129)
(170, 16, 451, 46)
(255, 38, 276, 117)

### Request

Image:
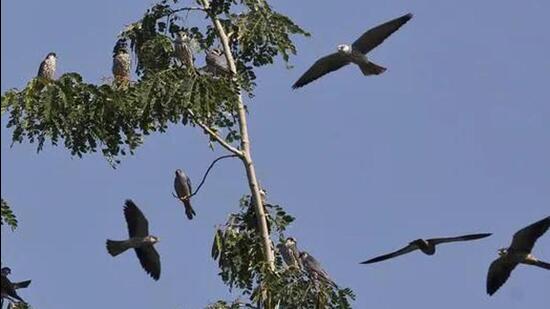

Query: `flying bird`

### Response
(360, 233, 492, 264)
(486, 216, 550, 296)
(300, 251, 337, 287)
(1, 269, 26, 305)
(112, 39, 131, 87)
(205, 48, 231, 75)
(0, 268, 31, 290)
(174, 31, 195, 69)
(37, 52, 57, 80)
(174, 169, 196, 220)
(106, 200, 161, 280)
(292, 13, 412, 89)
(277, 237, 301, 269)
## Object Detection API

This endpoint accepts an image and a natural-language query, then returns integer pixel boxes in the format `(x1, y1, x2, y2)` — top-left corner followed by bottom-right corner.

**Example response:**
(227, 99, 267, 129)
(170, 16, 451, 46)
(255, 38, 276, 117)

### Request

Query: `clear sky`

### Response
(1, 1, 549, 308)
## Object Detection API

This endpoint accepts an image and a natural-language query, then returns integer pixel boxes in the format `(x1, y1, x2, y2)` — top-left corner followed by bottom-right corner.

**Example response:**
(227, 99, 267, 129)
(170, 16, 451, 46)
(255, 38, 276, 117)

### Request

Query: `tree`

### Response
(1, 0, 355, 307)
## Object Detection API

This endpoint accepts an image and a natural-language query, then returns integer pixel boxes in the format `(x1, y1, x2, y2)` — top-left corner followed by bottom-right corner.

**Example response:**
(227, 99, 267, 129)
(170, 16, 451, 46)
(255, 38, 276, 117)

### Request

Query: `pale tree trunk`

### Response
(198, 0, 276, 273)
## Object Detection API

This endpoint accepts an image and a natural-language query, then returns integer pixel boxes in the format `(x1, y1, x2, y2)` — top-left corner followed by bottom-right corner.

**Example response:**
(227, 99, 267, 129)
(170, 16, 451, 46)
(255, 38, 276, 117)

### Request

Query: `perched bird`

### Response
(205, 48, 231, 75)
(292, 13, 412, 89)
(1, 270, 25, 305)
(486, 216, 550, 296)
(174, 169, 196, 220)
(277, 237, 301, 269)
(106, 200, 161, 280)
(112, 39, 131, 87)
(174, 31, 195, 69)
(361, 233, 492, 264)
(37, 52, 57, 80)
(0, 268, 31, 290)
(300, 251, 337, 287)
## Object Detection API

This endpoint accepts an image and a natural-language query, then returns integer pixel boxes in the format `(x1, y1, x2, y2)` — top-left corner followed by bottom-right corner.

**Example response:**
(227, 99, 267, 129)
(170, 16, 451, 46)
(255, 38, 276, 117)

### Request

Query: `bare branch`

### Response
(186, 109, 243, 157)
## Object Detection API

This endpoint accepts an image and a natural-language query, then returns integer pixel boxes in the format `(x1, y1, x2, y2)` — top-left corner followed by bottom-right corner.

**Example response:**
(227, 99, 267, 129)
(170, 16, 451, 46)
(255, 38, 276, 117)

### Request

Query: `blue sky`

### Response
(2, 0, 549, 308)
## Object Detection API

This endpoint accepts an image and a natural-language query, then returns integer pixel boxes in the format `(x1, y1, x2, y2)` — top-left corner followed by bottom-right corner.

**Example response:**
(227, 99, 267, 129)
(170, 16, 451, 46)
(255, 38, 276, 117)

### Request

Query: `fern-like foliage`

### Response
(211, 195, 355, 308)
(1, 198, 18, 231)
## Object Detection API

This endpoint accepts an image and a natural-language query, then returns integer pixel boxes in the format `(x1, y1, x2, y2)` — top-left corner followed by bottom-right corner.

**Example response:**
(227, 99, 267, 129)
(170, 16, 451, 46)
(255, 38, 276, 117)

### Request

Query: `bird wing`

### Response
(360, 243, 417, 264)
(135, 245, 161, 281)
(352, 13, 413, 54)
(486, 256, 518, 295)
(428, 233, 492, 245)
(510, 216, 550, 252)
(1, 275, 24, 302)
(124, 200, 149, 238)
(292, 53, 350, 89)
(12, 280, 31, 289)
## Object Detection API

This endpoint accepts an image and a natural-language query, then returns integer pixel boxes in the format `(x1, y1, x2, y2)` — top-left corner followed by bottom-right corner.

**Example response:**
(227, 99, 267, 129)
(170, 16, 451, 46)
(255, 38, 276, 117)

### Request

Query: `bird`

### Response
(292, 13, 412, 89)
(360, 233, 492, 264)
(0, 268, 31, 290)
(37, 52, 57, 80)
(1, 269, 26, 305)
(486, 216, 550, 296)
(277, 237, 302, 269)
(300, 251, 337, 287)
(106, 199, 161, 280)
(205, 48, 231, 75)
(174, 169, 196, 220)
(174, 31, 195, 69)
(112, 39, 131, 87)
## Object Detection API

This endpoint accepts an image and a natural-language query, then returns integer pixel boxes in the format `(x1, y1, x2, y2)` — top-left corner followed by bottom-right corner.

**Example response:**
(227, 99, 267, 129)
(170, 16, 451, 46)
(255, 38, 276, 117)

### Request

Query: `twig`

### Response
(186, 109, 243, 157)
(172, 154, 238, 200)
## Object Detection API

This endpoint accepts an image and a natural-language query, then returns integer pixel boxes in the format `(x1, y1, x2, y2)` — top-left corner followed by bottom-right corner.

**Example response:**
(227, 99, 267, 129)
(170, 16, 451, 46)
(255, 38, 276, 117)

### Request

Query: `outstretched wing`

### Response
(352, 13, 413, 54)
(292, 53, 350, 89)
(486, 256, 518, 295)
(124, 200, 149, 237)
(360, 243, 417, 264)
(510, 216, 550, 252)
(428, 233, 492, 245)
(12, 280, 31, 289)
(135, 245, 161, 281)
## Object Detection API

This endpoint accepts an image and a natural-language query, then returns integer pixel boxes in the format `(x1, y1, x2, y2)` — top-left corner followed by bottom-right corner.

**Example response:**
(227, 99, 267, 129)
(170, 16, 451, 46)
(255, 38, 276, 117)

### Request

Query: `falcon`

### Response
(37, 52, 56, 80)
(360, 233, 492, 264)
(292, 13, 412, 89)
(205, 48, 230, 75)
(300, 251, 337, 287)
(174, 31, 195, 69)
(112, 39, 131, 87)
(174, 169, 196, 220)
(1, 269, 26, 305)
(277, 237, 301, 269)
(486, 216, 550, 296)
(106, 200, 161, 280)
(0, 268, 31, 290)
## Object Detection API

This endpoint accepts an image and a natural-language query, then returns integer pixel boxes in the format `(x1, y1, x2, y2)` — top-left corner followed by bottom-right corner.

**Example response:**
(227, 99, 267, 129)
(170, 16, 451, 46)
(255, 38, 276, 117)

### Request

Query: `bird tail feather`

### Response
(106, 239, 131, 256)
(358, 61, 386, 76)
(184, 200, 196, 220)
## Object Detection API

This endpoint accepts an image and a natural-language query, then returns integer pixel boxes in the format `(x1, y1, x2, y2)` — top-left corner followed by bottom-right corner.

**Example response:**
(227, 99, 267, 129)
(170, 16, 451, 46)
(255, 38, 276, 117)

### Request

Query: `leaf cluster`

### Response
(1, 198, 18, 231)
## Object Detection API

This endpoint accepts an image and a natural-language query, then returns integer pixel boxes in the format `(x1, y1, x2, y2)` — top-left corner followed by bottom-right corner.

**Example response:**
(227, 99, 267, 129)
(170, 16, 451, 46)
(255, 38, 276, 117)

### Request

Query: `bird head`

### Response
(176, 31, 189, 41)
(1, 267, 11, 276)
(210, 48, 224, 56)
(337, 44, 352, 54)
(113, 39, 129, 55)
(286, 237, 297, 246)
(46, 52, 57, 59)
(497, 248, 508, 256)
(145, 235, 160, 244)
(299, 251, 308, 259)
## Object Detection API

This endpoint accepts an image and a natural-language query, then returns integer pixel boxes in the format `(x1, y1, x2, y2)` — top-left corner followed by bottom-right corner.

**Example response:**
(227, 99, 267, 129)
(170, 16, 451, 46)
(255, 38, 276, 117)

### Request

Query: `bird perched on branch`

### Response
(1, 267, 27, 306)
(292, 13, 412, 89)
(112, 39, 131, 87)
(278, 237, 302, 269)
(300, 251, 337, 287)
(37, 52, 57, 80)
(174, 169, 196, 220)
(174, 31, 195, 69)
(205, 48, 231, 75)
(486, 216, 550, 295)
(360, 233, 492, 264)
(106, 200, 161, 280)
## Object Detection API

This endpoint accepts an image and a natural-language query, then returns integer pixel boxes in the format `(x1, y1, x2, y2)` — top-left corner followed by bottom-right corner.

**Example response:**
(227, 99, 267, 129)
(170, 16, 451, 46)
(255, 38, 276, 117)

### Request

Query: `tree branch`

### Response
(186, 108, 243, 157)
(198, 0, 276, 274)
